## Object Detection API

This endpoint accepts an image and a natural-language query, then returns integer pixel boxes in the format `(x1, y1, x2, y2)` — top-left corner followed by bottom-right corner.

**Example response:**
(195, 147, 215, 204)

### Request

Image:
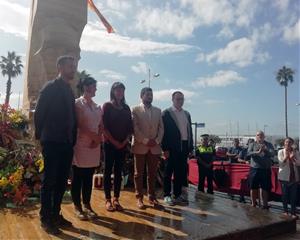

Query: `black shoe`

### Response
(261, 205, 270, 210)
(239, 196, 246, 203)
(54, 214, 73, 228)
(41, 221, 62, 235)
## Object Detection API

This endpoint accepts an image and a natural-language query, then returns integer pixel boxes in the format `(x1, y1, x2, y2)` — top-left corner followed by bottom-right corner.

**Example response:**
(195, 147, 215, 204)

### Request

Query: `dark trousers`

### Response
(280, 181, 298, 215)
(197, 163, 214, 194)
(40, 142, 73, 222)
(104, 142, 125, 199)
(71, 166, 95, 207)
(163, 141, 188, 198)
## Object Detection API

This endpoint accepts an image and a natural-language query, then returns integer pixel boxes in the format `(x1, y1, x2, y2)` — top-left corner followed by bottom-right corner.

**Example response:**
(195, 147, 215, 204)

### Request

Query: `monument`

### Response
(22, 0, 87, 113)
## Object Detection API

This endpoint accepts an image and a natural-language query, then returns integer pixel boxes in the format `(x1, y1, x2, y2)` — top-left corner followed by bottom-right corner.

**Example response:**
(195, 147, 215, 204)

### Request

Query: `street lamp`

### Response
(263, 124, 268, 135)
(140, 68, 160, 87)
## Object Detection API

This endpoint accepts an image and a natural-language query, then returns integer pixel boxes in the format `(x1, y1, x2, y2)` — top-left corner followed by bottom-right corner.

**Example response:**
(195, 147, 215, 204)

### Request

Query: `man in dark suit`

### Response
(34, 55, 77, 235)
(162, 91, 193, 205)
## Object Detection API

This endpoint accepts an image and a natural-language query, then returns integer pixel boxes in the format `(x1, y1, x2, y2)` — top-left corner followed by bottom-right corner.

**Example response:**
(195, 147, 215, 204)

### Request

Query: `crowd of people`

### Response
(34, 56, 300, 235)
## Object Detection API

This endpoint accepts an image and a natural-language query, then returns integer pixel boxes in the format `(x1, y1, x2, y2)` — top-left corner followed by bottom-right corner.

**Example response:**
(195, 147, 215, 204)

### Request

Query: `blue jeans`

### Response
(280, 181, 298, 215)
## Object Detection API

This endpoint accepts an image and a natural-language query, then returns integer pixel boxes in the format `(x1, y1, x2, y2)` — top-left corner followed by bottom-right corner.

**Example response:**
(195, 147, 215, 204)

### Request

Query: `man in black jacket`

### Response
(34, 55, 77, 235)
(162, 91, 193, 205)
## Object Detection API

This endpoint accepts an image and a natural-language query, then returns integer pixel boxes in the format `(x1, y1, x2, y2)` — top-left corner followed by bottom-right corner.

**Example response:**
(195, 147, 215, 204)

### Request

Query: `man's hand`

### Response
(163, 151, 170, 160)
(90, 141, 100, 149)
(147, 139, 157, 147)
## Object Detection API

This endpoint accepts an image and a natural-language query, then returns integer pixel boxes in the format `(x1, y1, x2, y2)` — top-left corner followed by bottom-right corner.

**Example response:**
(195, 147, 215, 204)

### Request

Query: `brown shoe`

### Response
(113, 198, 124, 211)
(137, 199, 146, 209)
(105, 200, 114, 212)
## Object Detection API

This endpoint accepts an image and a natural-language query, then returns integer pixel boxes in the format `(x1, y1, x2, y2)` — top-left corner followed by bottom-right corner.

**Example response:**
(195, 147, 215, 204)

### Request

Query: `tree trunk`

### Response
(285, 85, 288, 137)
(5, 75, 12, 106)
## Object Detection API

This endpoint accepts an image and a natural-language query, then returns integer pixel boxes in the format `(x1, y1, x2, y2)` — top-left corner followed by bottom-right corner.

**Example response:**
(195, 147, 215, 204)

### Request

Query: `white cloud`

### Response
(105, 0, 132, 11)
(97, 81, 110, 87)
(193, 70, 246, 88)
(135, 7, 198, 40)
(135, 0, 259, 39)
(217, 26, 234, 39)
(99, 69, 125, 81)
(80, 22, 193, 56)
(131, 62, 148, 74)
(273, 0, 290, 11)
(0, 1, 29, 39)
(197, 34, 270, 67)
(153, 89, 196, 101)
(203, 38, 255, 67)
(282, 19, 300, 44)
(181, 0, 259, 26)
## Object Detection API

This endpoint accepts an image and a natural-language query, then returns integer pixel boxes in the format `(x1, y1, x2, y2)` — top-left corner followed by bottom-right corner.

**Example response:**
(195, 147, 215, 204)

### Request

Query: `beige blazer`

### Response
(132, 104, 164, 155)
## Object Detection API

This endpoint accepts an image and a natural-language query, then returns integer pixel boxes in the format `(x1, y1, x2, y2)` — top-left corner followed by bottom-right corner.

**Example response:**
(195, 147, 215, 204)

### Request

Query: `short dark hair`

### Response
(284, 137, 294, 144)
(140, 87, 152, 98)
(172, 91, 184, 99)
(110, 82, 126, 105)
(56, 55, 75, 68)
(77, 77, 97, 95)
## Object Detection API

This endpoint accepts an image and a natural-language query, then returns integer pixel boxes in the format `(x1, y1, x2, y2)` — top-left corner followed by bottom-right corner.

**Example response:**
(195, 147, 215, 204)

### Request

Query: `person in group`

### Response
(34, 55, 77, 235)
(247, 131, 274, 209)
(227, 138, 243, 163)
(196, 134, 215, 194)
(236, 139, 253, 203)
(132, 87, 164, 209)
(102, 82, 133, 211)
(278, 137, 300, 219)
(162, 91, 193, 205)
(238, 139, 254, 164)
(71, 77, 103, 220)
(208, 139, 216, 148)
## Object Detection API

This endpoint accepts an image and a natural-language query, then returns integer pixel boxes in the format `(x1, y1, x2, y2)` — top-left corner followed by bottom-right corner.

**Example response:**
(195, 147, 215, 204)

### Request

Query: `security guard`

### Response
(196, 134, 215, 194)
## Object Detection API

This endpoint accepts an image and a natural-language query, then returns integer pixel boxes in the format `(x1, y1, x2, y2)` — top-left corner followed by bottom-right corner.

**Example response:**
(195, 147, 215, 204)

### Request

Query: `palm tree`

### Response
(0, 51, 23, 105)
(276, 66, 295, 137)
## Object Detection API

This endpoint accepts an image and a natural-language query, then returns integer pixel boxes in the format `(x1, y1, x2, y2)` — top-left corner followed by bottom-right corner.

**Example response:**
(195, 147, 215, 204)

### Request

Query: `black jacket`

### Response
(161, 107, 193, 153)
(34, 78, 77, 145)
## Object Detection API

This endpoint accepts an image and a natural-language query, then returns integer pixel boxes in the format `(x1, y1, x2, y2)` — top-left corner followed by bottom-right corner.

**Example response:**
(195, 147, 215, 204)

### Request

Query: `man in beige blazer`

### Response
(132, 87, 164, 209)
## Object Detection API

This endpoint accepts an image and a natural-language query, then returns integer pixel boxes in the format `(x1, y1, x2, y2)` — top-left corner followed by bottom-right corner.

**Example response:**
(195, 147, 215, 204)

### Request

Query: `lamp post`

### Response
(263, 124, 268, 135)
(297, 103, 300, 148)
(141, 68, 160, 87)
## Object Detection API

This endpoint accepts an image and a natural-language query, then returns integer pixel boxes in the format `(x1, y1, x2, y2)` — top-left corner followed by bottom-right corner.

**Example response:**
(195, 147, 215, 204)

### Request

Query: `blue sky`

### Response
(0, 0, 299, 138)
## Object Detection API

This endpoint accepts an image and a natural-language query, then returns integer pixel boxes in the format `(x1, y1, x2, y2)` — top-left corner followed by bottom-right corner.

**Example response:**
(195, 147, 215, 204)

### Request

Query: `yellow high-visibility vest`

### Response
(198, 146, 214, 153)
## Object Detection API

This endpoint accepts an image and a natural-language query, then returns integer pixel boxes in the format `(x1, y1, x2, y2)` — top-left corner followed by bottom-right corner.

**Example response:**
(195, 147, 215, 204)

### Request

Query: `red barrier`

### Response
(188, 159, 282, 197)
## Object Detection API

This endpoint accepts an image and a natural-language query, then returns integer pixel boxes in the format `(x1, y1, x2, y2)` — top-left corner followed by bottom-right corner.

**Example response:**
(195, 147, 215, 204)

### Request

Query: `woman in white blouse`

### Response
(72, 77, 103, 220)
(278, 137, 300, 219)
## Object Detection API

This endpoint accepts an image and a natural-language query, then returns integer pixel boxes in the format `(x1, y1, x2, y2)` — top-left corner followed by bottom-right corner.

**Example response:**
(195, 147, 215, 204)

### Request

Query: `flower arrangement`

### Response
(0, 104, 42, 206)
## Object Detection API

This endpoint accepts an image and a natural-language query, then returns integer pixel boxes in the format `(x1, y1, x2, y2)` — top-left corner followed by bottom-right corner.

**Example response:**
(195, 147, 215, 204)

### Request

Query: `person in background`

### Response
(34, 56, 77, 235)
(162, 91, 193, 205)
(132, 87, 164, 209)
(247, 131, 274, 209)
(236, 139, 254, 203)
(102, 82, 133, 211)
(278, 137, 300, 219)
(238, 139, 254, 164)
(227, 138, 243, 163)
(196, 134, 215, 194)
(208, 139, 215, 148)
(71, 77, 102, 220)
